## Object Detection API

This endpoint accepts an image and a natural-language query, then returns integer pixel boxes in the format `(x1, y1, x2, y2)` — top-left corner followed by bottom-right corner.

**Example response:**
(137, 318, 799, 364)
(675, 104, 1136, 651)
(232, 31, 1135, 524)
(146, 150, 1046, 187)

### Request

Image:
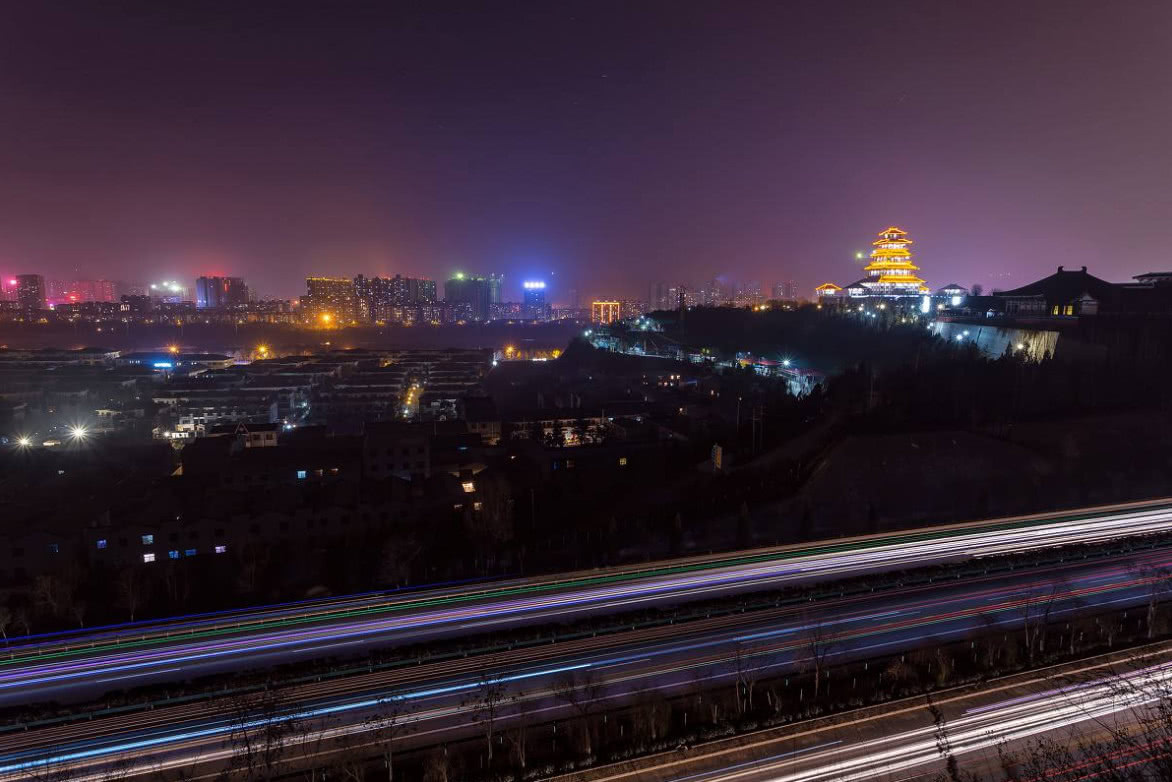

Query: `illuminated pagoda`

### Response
(859, 226, 929, 296)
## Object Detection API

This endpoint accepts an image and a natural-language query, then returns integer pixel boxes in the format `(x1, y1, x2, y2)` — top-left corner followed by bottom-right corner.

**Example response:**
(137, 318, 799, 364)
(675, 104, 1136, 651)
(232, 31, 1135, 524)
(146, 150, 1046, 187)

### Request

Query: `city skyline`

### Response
(1, 3, 1171, 298)
(1, 268, 814, 309)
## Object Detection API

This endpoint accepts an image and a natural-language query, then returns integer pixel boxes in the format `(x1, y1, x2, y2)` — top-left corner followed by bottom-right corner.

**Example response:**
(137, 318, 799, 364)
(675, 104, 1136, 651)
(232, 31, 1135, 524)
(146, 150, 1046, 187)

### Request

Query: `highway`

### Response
(5, 497, 1172, 708)
(2, 545, 1170, 780)
(556, 648, 1172, 782)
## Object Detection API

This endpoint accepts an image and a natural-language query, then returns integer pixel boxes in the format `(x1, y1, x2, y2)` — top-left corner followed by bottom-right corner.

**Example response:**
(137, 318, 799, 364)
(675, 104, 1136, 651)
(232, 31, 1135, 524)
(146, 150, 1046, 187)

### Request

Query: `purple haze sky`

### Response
(1, 1, 1170, 302)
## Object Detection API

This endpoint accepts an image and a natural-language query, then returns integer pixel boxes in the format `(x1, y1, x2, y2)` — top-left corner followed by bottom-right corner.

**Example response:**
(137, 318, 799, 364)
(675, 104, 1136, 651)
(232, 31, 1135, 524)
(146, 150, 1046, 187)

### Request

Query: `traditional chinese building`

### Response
(859, 226, 928, 296)
(817, 226, 931, 303)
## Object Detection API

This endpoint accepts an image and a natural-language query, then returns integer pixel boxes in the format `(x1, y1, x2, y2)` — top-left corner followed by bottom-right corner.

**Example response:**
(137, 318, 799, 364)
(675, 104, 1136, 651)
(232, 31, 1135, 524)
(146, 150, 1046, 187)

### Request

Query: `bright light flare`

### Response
(68, 425, 88, 440)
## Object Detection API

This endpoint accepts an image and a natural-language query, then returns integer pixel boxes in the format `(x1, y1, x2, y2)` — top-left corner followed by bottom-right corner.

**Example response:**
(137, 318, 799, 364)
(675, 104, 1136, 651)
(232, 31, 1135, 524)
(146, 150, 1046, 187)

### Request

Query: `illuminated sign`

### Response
(523, 280, 546, 290)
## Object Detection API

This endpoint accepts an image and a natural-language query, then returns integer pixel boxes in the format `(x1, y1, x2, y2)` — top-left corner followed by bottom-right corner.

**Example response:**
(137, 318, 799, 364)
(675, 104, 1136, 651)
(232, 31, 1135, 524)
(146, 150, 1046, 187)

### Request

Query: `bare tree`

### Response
(70, 599, 87, 629)
(115, 567, 145, 623)
(421, 749, 450, 782)
(1135, 563, 1172, 640)
(364, 694, 415, 782)
(0, 605, 11, 643)
(236, 543, 271, 596)
(1019, 584, 1060, 666)
(223, 688, 298, 781)
(13, 607, 31, 637)
(631, 690, 671, 746)
(800, 613, 835, 699)
(504, 724, 529, 772)
(21, 752, 73, 782)
(32, 574, 68, 619)
(730, 642, 761, 714)
(463, 662, 515, 765)
(95, 754, 138, 782)
(927, 696, 975, 782)
(553, 668, 606, 755)
(292, 713, 337, 782)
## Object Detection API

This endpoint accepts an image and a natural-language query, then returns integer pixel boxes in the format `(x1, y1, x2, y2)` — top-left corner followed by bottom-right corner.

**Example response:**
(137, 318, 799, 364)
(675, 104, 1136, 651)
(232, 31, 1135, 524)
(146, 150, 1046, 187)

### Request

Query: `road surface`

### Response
(556, 648, 1172, 782)
(4, 497, 1172, 708)
(2, 546, 1170, 780)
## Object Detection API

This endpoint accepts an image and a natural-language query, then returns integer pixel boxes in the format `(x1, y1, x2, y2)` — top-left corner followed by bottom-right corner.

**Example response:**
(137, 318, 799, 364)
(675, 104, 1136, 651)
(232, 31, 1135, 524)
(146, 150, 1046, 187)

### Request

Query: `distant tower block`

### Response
(863, 226, 929, 296)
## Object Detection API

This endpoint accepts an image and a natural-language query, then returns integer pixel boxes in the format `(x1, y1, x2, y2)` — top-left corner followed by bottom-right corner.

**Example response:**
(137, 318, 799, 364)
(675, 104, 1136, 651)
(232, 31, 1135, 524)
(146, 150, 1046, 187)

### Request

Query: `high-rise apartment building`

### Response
(195, 276, 249, 309)
(591, 300, 622, 324)
(414, 277, 437, 304)
(444, 273, 495, 321)
(620, 299, 648, 318)
(772, 280, 798, 301)
(651, 282, 675, 311)
(15, 274, 45, 311)
(354, 274, 437, 322)
(47, 279, 117, 303)
(303, 277, 358, 323)
(389, 275, 436, 306)
(352, 274, 385, 321)
(522, 280, 548, 320)
(734, 280, 763, 307)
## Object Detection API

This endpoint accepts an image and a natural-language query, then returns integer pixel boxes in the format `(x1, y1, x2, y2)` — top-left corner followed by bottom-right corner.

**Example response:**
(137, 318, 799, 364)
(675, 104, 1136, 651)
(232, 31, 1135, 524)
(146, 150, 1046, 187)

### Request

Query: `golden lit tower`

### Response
(863, 226, 929, 295)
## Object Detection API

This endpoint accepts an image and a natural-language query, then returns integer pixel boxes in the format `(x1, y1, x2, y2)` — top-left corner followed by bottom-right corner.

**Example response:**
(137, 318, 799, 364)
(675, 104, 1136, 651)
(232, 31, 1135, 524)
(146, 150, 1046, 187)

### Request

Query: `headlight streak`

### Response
(6, 505, 1172, 697)
(6, 503, 1172, 778)
(2, 558, 1168, 779)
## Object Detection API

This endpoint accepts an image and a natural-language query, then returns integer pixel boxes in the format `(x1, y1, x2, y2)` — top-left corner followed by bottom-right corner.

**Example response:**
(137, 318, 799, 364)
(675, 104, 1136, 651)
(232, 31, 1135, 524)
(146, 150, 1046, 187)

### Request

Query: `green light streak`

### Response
(2, 503, 1157, 670)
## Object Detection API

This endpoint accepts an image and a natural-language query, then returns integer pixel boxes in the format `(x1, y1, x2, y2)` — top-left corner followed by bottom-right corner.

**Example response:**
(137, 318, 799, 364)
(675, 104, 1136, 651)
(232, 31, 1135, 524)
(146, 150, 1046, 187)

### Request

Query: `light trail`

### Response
(4, 499, 1172, 705)
(1, 551, 1169, 780)
(683, 661, 1172, 782)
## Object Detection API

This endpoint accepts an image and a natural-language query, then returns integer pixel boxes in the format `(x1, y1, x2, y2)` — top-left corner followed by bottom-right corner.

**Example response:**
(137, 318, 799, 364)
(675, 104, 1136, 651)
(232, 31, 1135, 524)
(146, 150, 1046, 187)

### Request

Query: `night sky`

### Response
(1, 1, 1170, 301)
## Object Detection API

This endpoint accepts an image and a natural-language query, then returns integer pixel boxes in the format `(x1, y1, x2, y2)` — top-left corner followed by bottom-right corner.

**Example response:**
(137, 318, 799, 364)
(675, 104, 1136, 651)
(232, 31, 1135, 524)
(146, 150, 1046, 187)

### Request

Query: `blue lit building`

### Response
(523, 280, 548, 321)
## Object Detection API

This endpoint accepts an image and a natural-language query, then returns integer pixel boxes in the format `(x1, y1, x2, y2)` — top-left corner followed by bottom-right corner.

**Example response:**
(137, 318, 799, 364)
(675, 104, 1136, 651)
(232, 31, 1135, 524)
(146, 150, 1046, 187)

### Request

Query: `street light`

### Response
(15, 436, 31, 448)
(69, 425, 88, 440)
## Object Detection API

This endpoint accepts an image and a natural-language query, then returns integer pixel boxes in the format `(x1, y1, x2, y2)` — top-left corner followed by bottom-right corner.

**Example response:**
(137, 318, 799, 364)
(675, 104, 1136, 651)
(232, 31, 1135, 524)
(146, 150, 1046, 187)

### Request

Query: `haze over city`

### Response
(2, 1, 1171, 300)
(9, 4, 1172, 782)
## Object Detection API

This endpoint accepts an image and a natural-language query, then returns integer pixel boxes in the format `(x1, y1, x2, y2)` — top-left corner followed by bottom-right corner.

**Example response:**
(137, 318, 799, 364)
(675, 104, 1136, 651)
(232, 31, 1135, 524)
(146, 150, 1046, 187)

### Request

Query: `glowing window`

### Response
(142, 552, 156, 563)
(214, 544, 227, 554)
(96, 539, 107, 549)
(141, 534, 154, 545)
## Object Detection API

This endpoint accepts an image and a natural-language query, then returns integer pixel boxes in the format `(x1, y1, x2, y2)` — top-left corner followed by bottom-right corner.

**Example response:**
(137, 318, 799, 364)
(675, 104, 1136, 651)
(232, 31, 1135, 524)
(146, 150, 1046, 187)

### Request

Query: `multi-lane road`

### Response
(6, 497, 1172, 709)
(3, 540, 1171, 779)
(557, 646, 1172, 782)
